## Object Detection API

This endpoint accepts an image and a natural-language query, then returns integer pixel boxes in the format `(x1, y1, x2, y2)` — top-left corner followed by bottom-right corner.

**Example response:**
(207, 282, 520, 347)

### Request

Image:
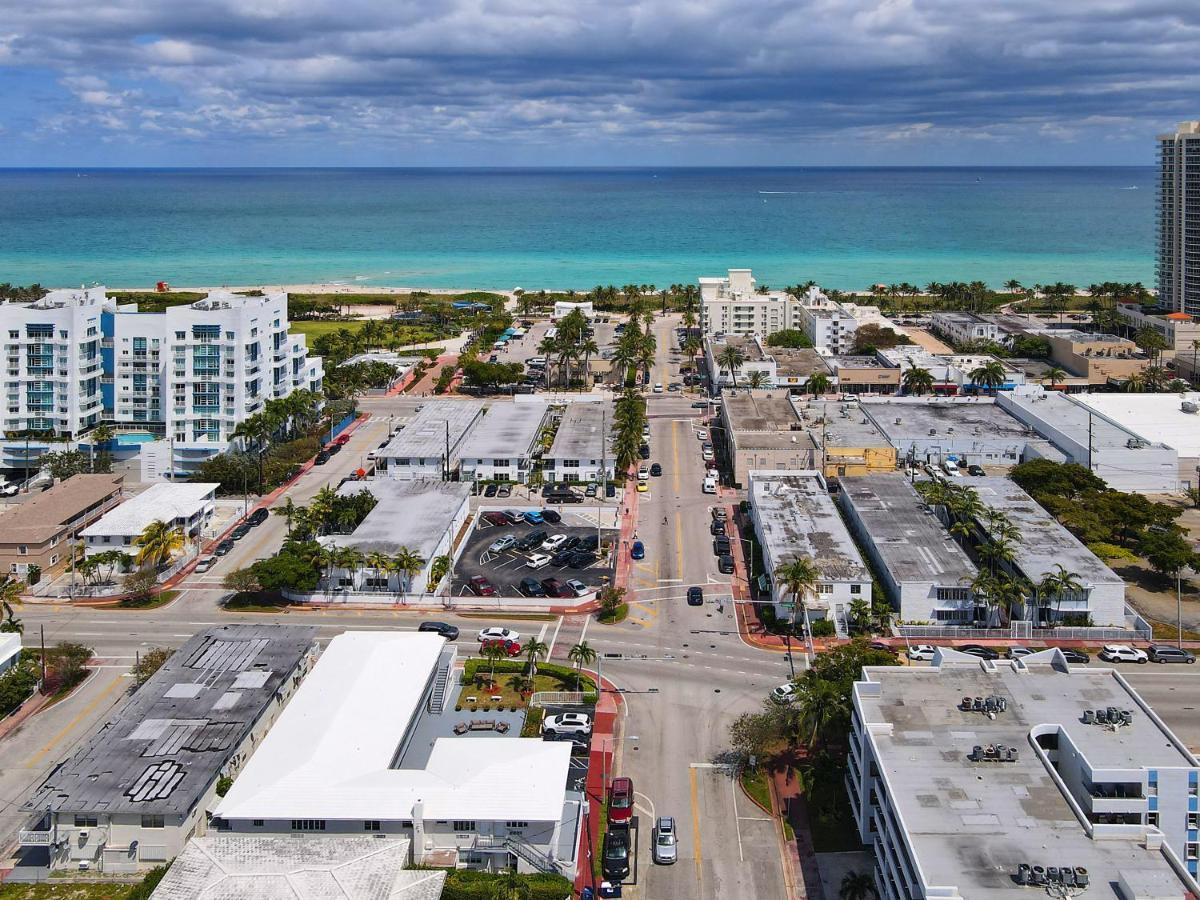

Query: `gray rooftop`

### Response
(794, 400, 891, 448)
(546, 402, 614, 461)
(862, 399, 1036, 444)
(332, 481, 471, 559)
(840, 474, 978, 585)
(768, 347, 832, 378)
(831, 355, 892, 369)
(934, 311, 992, 324)
(722, 392, 800, 433)
(712, 334, 766, 361)
(1000, 391, 1165, 451)
(970, 477, 1121, 586)
(459, 401, 548, 460)
(378, 400, 485, 463)
(25, 625, 315, 818)
(749, 471, 869, 582)
(856, 659, 1197, 898)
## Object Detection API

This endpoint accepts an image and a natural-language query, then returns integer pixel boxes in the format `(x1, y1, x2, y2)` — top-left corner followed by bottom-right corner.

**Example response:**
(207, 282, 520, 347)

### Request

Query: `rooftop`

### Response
(331, 481, 470, 559)
(339, 351, 424, 370)
(934, 311, 993, 324)
(830, 355, 892, 369)
(546, 401, 614, 461)
(861, 398, 1036, 443)
(1071, 392, 1200, 457)
(999, 391, 1169, 451)
(711, 334, 766, 361)
(378, 400, 485, 463)
(970, 477, 1122, 586)
(722, 391, 801, 433)
(855, 657, 1198, 898)
(0, 474, 124, 544)
(459, 401, 548, 460)
(1027, 328, 1140, 347)
(149, 836, 447, 900)
(80, 483, 217, 539)
(794, 400, 891, 448)
(25, 625, 315, 817)
(768, 347, 833, 378)
(215, 632, 572, 824)
(748, 471, 869, 582)
(840, 474, 978, 585)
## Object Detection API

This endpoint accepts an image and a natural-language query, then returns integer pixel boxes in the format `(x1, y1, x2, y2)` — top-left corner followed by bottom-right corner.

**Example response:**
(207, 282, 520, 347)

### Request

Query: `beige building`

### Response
(0, 474, 123, 580)
(829, 356, 900, 395)
(1114, 303, 1200, 359)
(717, 392, 819, 487)
(1031, 329, 1150, 385)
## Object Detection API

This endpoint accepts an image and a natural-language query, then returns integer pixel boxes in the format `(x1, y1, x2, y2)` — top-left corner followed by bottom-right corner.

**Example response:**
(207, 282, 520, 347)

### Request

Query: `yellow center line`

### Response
(28, 672, 126, 768)
(689, 765, 705, 891)
(672, 419, 681, 496)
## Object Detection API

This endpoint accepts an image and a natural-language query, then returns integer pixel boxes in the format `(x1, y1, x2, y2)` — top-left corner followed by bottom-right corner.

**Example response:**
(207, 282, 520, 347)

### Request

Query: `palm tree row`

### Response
(231, 388, 324, 489)
(609, 314, 656, 387)
(536, 308, 599, 389)
(273, 486, 378, 539)
(611, 388, 648, 473)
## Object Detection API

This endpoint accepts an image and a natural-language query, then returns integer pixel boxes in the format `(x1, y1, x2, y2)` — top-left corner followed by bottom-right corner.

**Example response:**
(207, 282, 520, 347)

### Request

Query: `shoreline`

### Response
(112, 283, 517, 297)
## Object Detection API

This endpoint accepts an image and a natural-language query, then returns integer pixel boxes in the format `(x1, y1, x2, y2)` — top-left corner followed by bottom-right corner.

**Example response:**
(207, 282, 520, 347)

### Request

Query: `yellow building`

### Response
(794, 399, 898, 478)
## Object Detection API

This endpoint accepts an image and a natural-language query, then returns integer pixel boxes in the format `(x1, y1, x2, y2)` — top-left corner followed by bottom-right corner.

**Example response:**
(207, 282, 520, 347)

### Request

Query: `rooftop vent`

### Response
(1182, 401, 1198, 414)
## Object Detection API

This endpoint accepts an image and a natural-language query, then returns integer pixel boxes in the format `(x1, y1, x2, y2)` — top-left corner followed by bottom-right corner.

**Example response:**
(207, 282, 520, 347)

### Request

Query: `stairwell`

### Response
(504, 835, 562, 874)
(427, 656, 453, 714)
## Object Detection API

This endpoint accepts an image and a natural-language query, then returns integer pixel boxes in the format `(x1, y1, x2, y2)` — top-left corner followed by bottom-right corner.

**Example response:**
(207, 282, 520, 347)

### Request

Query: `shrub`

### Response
(810, 619, 837, 637)
(134, 647, 175, 682)
(0, 664, 38, 716)
(439, 869, 572, 900)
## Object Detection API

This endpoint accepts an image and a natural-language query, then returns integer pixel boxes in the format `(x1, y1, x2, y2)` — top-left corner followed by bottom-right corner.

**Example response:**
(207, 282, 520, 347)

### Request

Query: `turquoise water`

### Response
(114, 432, 159, 445)
(0, 167, 1155, 291)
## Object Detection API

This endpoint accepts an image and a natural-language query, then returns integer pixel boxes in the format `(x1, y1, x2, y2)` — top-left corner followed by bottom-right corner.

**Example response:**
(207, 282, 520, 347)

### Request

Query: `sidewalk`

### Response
(769, 757, 825, 900)
(572, 676, 623, 897)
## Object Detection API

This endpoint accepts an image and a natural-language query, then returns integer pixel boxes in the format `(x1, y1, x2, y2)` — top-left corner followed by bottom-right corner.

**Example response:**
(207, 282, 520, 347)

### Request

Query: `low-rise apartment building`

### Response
(375, 400, 486, 481)
(828, 356, 900, 395)
(706, 335, 833, 391)
(0, 632, 21, 675)
(81, 482, 218, 562)
(838, 474, 977, 623)
(793, 400, 897, 478)
(848, 653, 1200, 899)
(748, 470, 871, 635)
(930, 311, 999, 346)
(1025, 328, 1150, 385)
(542, 401, 614, 483)
(458, 401, 548, 483)
(1115, 303, 1200, 358)
(0, 474, 123, 579)
(20, 625, 316, 874)
(718, 392, 818, 487)
(214, 632, 580, 879)
(794, 289, 858, 355)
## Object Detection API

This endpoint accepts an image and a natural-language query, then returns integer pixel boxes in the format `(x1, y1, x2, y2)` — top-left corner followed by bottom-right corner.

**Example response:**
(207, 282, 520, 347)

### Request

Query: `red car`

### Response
(539, 577, 573, 599)
(468, 575, 498, 597)
(481, 511, 510, 527)
(481, 638, 522, 657)
(608, 776, 634, 825)
(334, 434, 351, 446)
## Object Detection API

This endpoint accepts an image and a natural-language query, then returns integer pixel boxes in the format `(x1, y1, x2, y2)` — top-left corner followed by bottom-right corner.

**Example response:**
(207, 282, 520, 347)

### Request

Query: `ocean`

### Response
(0, 167, 1155, 291)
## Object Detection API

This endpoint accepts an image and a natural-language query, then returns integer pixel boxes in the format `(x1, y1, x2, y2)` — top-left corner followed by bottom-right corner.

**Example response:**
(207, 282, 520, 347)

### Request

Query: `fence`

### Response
(897, 616, 1152, 643)
(529, 692, 591, 708)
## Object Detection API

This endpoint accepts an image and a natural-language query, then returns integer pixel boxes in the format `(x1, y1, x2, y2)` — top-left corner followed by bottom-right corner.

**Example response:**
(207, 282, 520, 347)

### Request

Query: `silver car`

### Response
(653, 816, 678, 864)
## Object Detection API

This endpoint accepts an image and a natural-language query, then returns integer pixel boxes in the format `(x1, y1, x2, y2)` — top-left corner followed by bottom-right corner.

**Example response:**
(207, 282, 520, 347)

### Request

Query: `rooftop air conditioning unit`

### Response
(1182, 401, 1199, 414)
(895, 418, 902, 425)
(928, 429, 936, 436)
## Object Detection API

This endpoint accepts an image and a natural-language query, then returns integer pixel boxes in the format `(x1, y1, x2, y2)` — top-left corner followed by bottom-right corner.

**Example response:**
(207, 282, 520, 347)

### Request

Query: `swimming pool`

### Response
(113, 431, 160, 446)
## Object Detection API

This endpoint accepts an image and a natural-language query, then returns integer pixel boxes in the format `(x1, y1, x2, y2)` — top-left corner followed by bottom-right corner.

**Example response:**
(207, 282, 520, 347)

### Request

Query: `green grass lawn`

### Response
(740, 767, 772, 812)
(597, 602, 629, 624)
(288, 319, 440, 345)
(115, 589, 179, 610)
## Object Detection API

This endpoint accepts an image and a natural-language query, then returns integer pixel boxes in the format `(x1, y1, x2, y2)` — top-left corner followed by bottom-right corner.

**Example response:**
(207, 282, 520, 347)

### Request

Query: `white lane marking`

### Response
(547, 616, 564, 657)
(731, 774, 745, 863)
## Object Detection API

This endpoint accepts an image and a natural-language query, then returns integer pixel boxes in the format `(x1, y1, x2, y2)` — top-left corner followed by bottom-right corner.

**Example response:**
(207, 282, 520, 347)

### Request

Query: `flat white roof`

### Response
(0, 632, 20, 670)
(1073, 391, 1200, 457)
(215, 632, 571, 824)
(331, 481, 470, 559)
(459, 401, 547, 460)
(80, 483, 217, 538)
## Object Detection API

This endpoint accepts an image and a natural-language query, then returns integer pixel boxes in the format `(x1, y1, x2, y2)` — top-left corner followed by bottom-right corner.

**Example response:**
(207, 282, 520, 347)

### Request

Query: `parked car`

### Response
(578, 534, 600, 552)
(602, 828, 631, 882)
(214, 538, 235, 556)
(481, 638, 522, 656)
(526, 552, 553, 570)
(334, 434, 351, 446)
(638, 466, 650, 481)
(717, 554, 735, 574)
(519, 577, 546, 598)
(1006, 646, 1035, 659)
(653, 383, 663, 393)
(523, 510, 545, 525)
(502, 509, 524, 524)
(696, 429, 709, 441)
(248, 508, 269, 526)
(650, 463, 662, 477)
(608, 777, 635, 825)
(713, 536, 731, 556)
(967, 464, 986, 476)
(711, 506, 727, 521)
(1060, 648, 1090, 664)
(543, 712, 592, 736)
(637, 481, 648, 493)
(546, 490, 582, 504)
(0, 481, 19, 497)
(702, 476, 717, 494)
(541, 534, 569, 552)
(560, 536, 581, 552)
(958, 644, 1000, 660)
(1148, 644, 1196, 664)
(606, 483, 616, 498)
(653, 817, 678, 865)
(639, 444, 651, 460)
(194, 556, 217, 572)
(631, 540, 645, 560)
(702, 448, 714, 461)
(1099, 644, 1149, 664)
(314, 449, 330, 465)
(565, 579, 589, 597)
(516, 530, 548, 552)
(540, 509, 562, 524)
(567, 551, 597, 569)
(540, 577, 573, 598)
(418, 622, 460, 640)
(497, 484, 512, 498)
(477, 626, 520, 643)
(231, 524, 252, 541)
(585, 482, 598, 497)
(686, 586, 704, 606)
(488, 535, 517, 554)
(484, 483, 498, 497)
(481, 511, 510, 527)
(771, 683, 797, 703)
(710, 520, 726, 536)
(468, 576, 498, 597)
(868, 641, 897, 655)
(906, 644, 936, 661)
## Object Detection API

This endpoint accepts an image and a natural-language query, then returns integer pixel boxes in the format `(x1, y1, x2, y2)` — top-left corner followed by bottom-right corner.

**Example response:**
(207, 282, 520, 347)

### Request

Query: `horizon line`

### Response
(0, 163, 1155, 171)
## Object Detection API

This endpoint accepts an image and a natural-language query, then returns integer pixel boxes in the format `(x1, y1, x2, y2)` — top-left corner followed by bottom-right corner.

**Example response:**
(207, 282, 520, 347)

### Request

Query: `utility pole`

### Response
(1087, 410, 1093, 472)
(1177, 570, 1183, 650)
(444, 420, 451, 482)
(39, 625, 46, 685)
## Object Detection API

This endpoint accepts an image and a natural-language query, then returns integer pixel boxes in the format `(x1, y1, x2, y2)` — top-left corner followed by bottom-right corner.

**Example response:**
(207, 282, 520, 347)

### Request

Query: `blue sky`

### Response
(1, 0, 1197, 166)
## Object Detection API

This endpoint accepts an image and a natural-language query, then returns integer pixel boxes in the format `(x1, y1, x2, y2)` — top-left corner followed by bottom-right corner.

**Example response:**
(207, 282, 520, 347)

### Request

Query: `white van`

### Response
(702, 476, 717, 494)
(941, 460, 963, 477)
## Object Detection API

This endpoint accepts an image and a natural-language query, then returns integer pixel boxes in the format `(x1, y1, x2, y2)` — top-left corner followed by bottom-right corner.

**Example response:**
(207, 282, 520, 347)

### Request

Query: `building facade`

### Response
(80, 482, 218, 563)
(375, 400, 486, 481)
(1158, 121, 1200, 316)
(0, 474, 124, 579)
(458, 401, 548, 483)
(930, 311, 999, 346)
(1115, 303, 1200, 357)
(698, 269, 803, 337)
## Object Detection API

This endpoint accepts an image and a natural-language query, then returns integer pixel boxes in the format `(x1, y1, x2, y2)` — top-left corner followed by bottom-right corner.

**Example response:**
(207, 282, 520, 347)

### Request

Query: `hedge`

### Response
(462, 659, 597, 697)
(438, 869, 572, 899)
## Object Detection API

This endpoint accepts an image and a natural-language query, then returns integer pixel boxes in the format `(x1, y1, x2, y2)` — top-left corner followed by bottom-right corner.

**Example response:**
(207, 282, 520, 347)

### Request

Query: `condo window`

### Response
(453, 821, 476, 833)
(291, 820, 326, 832)
(74, 816, 98, 828)
(850, 585, 861, 595)
(141, 815, 165, 829)
(363, 820, 381, 831)
(253, 820, 264, 827)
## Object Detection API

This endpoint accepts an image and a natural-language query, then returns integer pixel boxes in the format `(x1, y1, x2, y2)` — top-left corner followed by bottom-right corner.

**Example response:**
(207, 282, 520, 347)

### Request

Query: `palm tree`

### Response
(133, 520, 185, 570)
(231, 412, 276, 491)
(491, 868, 534, 899)
(774, 557, 820, 634)
(746, 370, 770, 389)
(847, 598, 871, 634)
(840, 870, 878, 900)
(807, 372, 831, 398)
(901, 362, 934, 396)
(567, 641, 596, 689)
(1003, 279, 1023, 296)
(393, 546, 426, 598)
(717, 345, 746, 389)
(366, 552, 393, 591)
(273, 497, 298, 536)
(1036, 564, 1083, 625)
(0, 577, 24, 634)
(480, 642, 507, 686)
(1042, 366, 1067, 388)
(523, 637, 549, 678)
(794, 674, 850, 749)
(968, 360, 1007, 395)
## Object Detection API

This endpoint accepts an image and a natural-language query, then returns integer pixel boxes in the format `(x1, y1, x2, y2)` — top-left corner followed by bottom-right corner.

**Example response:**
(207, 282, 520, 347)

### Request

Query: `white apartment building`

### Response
(930, 311, 1000, 346)
(748, 470, 871, 635)
(375, 400, 486, 481)
(542, 401, 614, 483)
(1158, 121, 1200, 316)
(80, 482, 218, 563)
(848, 652, 1200, 899)
(458, 401, 548, 483)
(0, 288, 324, 477)
(793, 289, 859, 355)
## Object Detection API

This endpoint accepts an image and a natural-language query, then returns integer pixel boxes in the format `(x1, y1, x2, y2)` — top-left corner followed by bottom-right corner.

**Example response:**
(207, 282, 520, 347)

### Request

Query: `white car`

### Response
(771, 683, 797, 703)
(488, 535, 516, 554)
(0, 481, 19, 497)
(653, 383, 663, 393)
(541, 534, 569, 552)
(702, 449, 714, 461)
(478, 627, 521, 643)
(1099, 644, 1149, 664)
(702, 477, 717, 494)
(696, 429, 708, 441)
(906, 644, 937, 661)
(638, 467, 650, 481)
(544, 712, 592, 735)
(525, 553, 553, 570)
(565, 579, 589, 597)
(194, 556, 217, 573)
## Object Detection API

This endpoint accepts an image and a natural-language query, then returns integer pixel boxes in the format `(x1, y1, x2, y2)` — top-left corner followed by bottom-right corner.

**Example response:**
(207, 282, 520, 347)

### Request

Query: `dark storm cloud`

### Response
(1, 0, 1198, 162)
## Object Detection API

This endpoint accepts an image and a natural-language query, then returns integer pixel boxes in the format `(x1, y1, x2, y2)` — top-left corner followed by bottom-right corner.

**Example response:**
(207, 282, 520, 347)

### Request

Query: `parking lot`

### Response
(452, 508, 618, 598)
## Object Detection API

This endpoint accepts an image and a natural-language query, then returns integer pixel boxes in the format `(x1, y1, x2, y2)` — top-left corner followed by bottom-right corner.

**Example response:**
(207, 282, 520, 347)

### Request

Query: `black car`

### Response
(649, 463, 662, 477)
(578, 534, 600, 552)
(687, 586, 704, 606)
(547, 491, 582, 504)
(326, 442, 342, 456)
(606, 483, 616, 497)
(710, 520, 726, 536)
(639, 444, 651, 460)
(551, 550, 575, 567)
(691, 401, 708, 409)
(602, 828, 631, 881)
(967, 464, 986, 476)
(567, 551, 597, 569)
(418, 621, 460, 640)
(713, 536, 731, 556)
(561, 536, 582, 552)
(314, 449, 330, 465)
(1060, 648, 1090, 664)
(214, 538, 235, 556)
(540, 509, 562, 524)
(717, 554, 735, 574)
(516, 530, 549, 552)
(248, 508, 269, 526)
(519, 577, 547, 597)
(231, 524, 252, 541)
(484, 483, 498, 497)
(1148, 644, 1196, 664)
(958, 644, 1000, 660)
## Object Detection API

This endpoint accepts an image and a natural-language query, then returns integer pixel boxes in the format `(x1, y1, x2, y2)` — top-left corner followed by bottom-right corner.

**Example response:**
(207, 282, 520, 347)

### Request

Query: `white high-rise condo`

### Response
(1157, 121, 1200, 316)
(0, 288, 323, 475)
